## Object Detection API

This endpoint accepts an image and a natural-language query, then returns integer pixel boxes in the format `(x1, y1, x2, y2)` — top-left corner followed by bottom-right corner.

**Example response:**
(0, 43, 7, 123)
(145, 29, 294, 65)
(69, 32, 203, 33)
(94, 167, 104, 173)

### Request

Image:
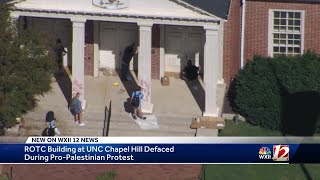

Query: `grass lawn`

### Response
(202, 120, 320, 180)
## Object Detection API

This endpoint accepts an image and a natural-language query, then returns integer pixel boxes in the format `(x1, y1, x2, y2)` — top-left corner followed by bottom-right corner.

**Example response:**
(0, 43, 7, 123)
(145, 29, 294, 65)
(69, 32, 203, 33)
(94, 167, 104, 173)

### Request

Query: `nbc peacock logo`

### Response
(258, 147, 272, 160)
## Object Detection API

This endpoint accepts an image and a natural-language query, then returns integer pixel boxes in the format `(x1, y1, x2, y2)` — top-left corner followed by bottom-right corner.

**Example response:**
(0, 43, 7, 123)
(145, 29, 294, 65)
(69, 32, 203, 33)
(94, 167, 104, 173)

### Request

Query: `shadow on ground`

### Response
(116, 70, 139, 98)
(54, 68, 72, 106)
(185, 79, 205, 113)
(281, 91, 320, 136)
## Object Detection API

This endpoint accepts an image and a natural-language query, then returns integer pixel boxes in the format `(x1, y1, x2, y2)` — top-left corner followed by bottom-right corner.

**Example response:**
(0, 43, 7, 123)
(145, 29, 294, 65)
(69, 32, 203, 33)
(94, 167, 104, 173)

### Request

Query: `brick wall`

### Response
(85, 20, 94, 76)
(152, 24, 160, 79)
(223, 0, 242, 84)
(245, 0, 320, 62)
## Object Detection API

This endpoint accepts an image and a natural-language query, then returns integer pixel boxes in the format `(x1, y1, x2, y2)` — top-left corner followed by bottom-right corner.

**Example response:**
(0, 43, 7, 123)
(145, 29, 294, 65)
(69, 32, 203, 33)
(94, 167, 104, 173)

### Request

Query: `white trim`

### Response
(268, 9, 273, 57)
(11, 10, 219, 27)
(240, 0, 245, 68)
(268, 9, 305, 57)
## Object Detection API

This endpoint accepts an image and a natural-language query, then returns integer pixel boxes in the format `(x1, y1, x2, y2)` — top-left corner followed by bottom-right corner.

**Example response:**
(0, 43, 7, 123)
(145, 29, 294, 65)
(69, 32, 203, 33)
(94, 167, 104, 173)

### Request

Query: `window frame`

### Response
(268, 9, 305, 57)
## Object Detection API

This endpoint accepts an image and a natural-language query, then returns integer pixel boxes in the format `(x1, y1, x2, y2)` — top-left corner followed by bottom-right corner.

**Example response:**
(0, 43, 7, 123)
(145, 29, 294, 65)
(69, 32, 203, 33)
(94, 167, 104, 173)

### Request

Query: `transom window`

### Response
(271, 11, 303, 57)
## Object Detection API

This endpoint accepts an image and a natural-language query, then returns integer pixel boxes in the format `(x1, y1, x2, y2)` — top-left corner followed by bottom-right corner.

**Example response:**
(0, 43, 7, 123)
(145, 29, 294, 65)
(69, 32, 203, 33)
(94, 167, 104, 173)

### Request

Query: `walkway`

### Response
(1, 164, 202, 180)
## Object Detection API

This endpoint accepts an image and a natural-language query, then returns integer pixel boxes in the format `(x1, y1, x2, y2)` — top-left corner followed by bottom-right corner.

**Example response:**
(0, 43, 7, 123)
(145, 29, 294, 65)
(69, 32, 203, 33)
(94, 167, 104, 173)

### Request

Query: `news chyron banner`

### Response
(0, 137, 319, 164)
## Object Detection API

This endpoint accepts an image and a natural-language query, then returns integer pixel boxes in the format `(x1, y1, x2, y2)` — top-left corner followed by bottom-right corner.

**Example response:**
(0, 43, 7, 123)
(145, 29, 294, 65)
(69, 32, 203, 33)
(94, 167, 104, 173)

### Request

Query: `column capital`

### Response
(71, 17, 86, 24)
(10, 13, 19, 20)
(204, 25, 219, 31)
(137, 22, 153, 30)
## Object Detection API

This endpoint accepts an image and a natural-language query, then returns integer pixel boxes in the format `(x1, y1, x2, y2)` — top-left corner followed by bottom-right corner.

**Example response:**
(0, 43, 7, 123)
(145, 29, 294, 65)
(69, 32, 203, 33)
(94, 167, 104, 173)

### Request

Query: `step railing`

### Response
(103, 100, 112, 136)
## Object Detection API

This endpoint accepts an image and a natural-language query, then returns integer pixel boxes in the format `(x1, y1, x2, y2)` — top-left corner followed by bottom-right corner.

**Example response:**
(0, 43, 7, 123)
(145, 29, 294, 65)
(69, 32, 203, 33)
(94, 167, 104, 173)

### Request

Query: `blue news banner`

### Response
(0, 141, 319, 163)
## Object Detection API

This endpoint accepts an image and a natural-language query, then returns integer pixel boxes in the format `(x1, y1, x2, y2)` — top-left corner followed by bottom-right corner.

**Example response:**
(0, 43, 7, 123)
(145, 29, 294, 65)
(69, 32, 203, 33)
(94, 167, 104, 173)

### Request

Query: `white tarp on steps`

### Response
(132, 114, 159, 130)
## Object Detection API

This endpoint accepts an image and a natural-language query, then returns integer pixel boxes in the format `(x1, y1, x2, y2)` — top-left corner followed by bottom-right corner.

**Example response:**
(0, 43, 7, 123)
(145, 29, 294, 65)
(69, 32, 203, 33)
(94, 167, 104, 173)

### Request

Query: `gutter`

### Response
(240, 0, 246, 68)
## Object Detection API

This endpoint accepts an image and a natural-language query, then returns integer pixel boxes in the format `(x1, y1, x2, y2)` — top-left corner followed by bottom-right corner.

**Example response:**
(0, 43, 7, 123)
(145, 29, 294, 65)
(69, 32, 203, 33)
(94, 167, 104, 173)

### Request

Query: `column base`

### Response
(142, 103, 154, 114)
(217, 79, 224, 85)
(82, 99, 87, 110)
(203, 108, 220, 117)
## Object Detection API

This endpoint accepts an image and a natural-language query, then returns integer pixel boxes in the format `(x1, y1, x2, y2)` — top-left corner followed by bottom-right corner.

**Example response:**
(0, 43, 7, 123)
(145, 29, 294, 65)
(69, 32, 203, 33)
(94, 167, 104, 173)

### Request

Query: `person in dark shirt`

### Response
(55, 39, 67, 72)
(182, 60, 200, 81)
(121, 43, 137, 81)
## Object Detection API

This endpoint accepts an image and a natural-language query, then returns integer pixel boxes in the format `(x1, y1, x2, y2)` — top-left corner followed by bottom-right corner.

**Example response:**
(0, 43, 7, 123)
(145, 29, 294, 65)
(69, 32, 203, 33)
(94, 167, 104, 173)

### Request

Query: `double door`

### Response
(164, 26, 203, 73)
(99, 22, 138, 70)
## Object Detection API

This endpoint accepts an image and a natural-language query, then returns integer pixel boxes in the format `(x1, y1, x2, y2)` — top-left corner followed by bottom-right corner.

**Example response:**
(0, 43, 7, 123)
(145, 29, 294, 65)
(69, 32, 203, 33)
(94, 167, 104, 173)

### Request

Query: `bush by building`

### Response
(229, 52, 320, 135)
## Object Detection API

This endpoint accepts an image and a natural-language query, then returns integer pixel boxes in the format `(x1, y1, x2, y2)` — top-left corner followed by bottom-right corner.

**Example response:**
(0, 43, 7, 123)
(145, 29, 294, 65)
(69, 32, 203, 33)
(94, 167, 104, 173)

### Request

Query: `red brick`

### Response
(152, 24, 160, 80)
(245, 0, 320, 62)
(223, 0, 242, 84)
(1, 164, 202, 180)
(85, 20, 94, 76)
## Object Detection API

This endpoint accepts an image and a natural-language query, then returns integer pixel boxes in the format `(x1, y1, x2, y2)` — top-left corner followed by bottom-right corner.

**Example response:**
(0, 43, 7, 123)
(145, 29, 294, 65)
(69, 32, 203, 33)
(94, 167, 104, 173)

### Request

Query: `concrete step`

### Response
(21, 126, 104, 136)
(107, 129, 196, 137)
(23, 119, 105, 129)
(112, 113, 194, 126)
(109, 121, 195, 133)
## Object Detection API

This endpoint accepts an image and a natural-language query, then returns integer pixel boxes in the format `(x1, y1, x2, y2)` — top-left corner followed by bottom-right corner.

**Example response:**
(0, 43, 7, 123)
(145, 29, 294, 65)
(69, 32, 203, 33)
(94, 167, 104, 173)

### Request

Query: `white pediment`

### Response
(14, 0, 217, 21)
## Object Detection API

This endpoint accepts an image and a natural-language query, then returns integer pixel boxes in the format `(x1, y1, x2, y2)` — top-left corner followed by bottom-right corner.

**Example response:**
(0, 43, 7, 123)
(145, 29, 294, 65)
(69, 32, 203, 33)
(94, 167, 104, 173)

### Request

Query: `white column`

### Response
(10, 13, 19, 35)
(138, 22, 154, 113)
(203, 25, 220, 117)
(93, 21, 100, 78)
(218, 22, 224, 84)
(159, 25, 165, 78)
(71, 18, 86, 109)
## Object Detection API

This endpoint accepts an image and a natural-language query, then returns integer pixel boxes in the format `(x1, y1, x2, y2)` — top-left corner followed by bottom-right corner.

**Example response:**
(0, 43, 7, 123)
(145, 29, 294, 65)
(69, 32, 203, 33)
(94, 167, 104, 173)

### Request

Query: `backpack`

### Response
(131, 92, 141, 107)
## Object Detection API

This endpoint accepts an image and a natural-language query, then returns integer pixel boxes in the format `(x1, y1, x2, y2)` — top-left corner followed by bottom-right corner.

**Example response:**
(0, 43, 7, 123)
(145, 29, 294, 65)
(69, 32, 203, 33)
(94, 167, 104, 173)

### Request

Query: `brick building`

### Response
(243, 0, 320, 65)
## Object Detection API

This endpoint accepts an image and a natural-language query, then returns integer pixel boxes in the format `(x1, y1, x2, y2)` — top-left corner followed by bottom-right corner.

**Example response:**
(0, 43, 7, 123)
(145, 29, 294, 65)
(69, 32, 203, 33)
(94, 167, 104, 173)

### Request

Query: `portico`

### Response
(10, 0, 225, 117)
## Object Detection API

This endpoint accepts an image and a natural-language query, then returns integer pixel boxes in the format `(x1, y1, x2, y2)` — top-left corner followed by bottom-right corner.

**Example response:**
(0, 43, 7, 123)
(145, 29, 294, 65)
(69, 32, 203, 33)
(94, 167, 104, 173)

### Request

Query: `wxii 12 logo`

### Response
(258, 145, 289, 161)
(273, 145, 289, 161)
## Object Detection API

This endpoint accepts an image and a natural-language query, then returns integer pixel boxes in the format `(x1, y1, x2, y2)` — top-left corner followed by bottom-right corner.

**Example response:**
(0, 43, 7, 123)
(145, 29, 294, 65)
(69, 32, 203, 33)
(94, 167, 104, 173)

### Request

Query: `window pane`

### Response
(274, 11, 280, 18)
(274, 19, 280, 25)
(274, 26, 280, 31)
(294, 40, 300, 45)
(294, 34, 300, 39)
(280, 47, 286, 53)
(281, 12, 287, 18)
(295, 20, 300, 26)
(288, 40, 293, 44)
(289, 20, 294, 25)
(280, 40, 286, 45)
(281, 19, 286, 25)
(288, 47, 293, 53)
(274, 34, 280, 38)
(274, 40, 280, 44)
(289, 12, 294, 18)
(294, 47, 300, 53)
(288, 26, 294, 32)
(280, 34, 286, 39)
(274, 47, 280, 52)
(280, 26, 286, 31)
(288, 34, 294, 39)
(294, 27, 300, 32)
(295, 12, 301, 19)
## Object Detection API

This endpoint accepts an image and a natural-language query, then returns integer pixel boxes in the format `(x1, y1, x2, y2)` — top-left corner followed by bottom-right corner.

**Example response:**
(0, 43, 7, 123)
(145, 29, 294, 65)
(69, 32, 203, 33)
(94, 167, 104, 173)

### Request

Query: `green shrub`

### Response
(0, 4, 55, 133)
(229, 52, 320, 135)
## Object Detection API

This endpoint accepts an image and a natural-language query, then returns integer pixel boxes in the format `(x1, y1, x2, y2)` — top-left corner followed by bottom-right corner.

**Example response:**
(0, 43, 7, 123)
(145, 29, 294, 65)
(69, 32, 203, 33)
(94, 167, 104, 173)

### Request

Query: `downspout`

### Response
(240, 0, 246, 68)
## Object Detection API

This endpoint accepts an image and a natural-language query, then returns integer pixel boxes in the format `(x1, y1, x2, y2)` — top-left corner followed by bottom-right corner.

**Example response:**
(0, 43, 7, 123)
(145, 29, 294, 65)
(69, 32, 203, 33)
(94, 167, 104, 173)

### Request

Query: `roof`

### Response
(179, 0, 232, 20)
(11, 0, 219, 22)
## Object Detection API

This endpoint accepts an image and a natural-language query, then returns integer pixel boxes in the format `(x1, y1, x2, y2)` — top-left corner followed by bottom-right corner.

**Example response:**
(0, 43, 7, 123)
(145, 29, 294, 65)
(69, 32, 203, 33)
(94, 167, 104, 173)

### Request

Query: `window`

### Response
(270, 10, 304, 57)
